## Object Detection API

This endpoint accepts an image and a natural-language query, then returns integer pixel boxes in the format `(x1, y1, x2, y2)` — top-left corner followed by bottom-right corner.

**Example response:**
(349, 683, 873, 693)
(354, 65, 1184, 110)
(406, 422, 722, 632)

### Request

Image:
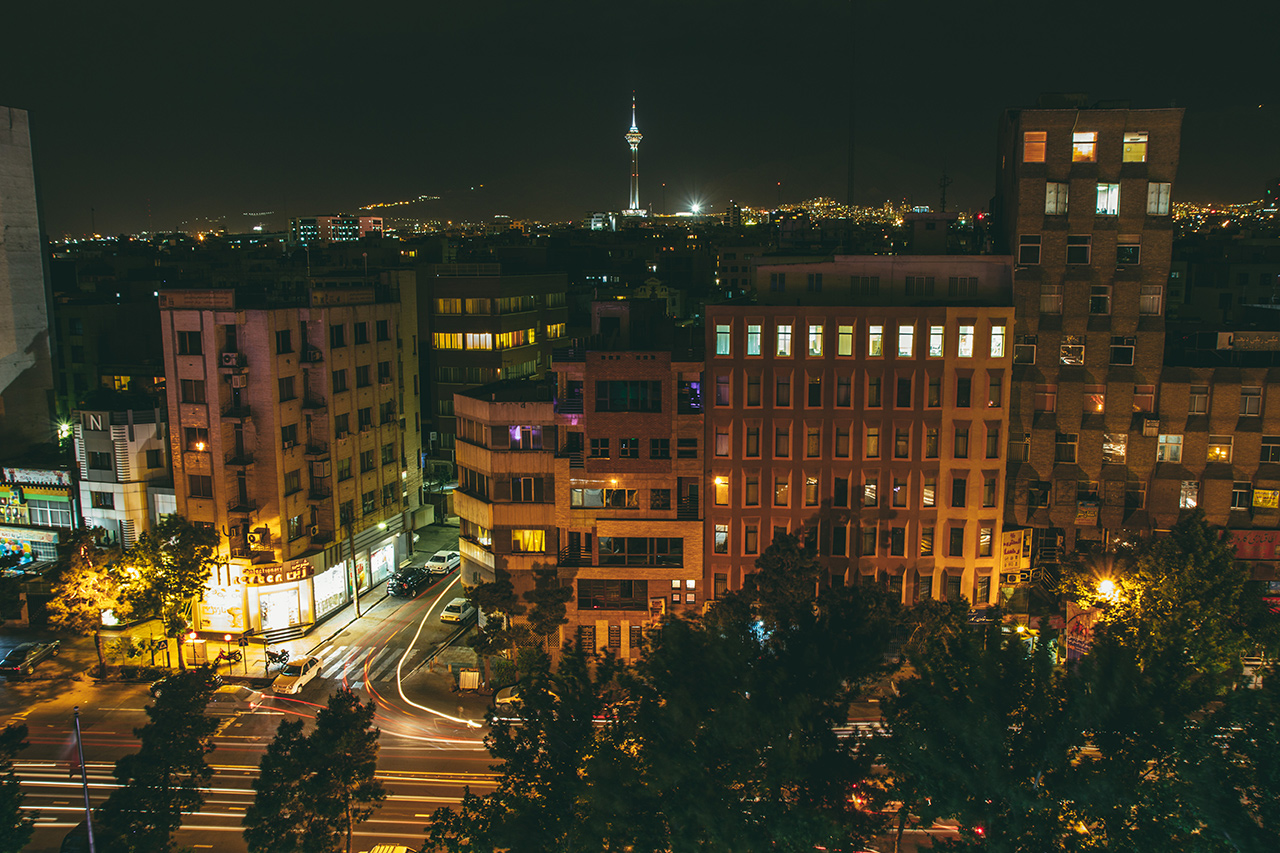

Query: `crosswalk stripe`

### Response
(398, 648, 421, 675)
(365, 648, 397, 681)
(316, 645, 348, 669)
(337, 649, 367, 681)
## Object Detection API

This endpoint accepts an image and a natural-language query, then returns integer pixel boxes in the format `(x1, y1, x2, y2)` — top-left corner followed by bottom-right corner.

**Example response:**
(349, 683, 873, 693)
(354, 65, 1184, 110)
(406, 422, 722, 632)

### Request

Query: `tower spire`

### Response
(624, 91, 643, 213)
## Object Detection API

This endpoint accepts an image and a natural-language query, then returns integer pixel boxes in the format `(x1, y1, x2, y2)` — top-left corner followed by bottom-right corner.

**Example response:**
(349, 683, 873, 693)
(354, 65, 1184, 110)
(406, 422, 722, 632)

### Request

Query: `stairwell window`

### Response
(1023, 131, 1047, 162)
(1123, 131, 1148, 162)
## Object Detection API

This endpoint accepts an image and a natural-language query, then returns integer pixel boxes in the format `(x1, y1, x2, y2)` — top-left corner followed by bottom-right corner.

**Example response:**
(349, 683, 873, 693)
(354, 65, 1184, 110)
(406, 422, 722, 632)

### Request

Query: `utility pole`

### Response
(346, 521, 362, 618)
(73, 707, 96, 853)
(939, 163, 953, 213)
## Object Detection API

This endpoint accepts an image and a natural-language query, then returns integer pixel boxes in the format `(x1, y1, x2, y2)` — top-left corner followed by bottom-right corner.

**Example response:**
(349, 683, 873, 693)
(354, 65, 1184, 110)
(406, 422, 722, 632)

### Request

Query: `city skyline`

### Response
(2, 2, 1277, 235)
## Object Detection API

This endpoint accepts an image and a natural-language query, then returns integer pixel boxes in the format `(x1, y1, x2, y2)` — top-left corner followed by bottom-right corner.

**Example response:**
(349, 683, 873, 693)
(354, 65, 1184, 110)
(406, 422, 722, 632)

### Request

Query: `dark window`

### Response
(177, 331, 202, 356)
(619, 438, 639, 458)
(949, 527, 965, 557)
(956, 377, 971, 408)
(88, 451, 112, 470)
(180, 379, 205, 404)
(597, 537, 683, 567)
(330, 324, 346, 348)
(284, 469, 301, 494)
(676, 438, 698, 459)
(332, 369, 348, 392)
(90, 491, 115, 509)
(188, 474, 213, 498)
(951, 476, 967, 507)
(896, 377, 912, 408)
(590, 438, 610, 458)
(650, 489, 671, 509)
(649, 438, 670, 459)
(145, 449, 163, 469)
(276, 329, 292, 354)
(356, 365, 371, 387)
(278, 376, 296, 401)
(376, 319, 390, 341)
(353, 322, 369, 345)
(577, 579, 649, 610)
(595, 380, 663, 412)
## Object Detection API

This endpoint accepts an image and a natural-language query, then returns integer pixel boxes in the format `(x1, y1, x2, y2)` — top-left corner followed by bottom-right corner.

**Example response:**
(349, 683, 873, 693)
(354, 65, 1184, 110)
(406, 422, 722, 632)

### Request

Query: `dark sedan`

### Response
(0, 640, 61, 678)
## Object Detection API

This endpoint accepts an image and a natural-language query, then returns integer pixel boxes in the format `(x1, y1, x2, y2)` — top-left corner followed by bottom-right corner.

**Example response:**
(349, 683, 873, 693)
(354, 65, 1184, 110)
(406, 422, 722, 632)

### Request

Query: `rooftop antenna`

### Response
(939, 160, 953, 213)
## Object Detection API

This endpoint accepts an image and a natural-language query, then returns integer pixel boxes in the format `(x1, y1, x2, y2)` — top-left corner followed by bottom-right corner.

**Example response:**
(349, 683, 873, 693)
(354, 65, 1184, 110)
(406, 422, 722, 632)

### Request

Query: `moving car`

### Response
(272, 656, 322, 694)
(149, 671, 222, 698)
(440, 597, 475, 623)
(0, 640, 60, 678)
(387, 565, 429, 597)
(424, 549, 461, 576)
(204, 685, 265, 716)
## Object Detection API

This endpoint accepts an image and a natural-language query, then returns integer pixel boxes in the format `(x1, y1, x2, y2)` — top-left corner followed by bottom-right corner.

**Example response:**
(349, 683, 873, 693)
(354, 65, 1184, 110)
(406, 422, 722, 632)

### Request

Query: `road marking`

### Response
(366, 647, 397, 680)
(316, 644, 348, 668)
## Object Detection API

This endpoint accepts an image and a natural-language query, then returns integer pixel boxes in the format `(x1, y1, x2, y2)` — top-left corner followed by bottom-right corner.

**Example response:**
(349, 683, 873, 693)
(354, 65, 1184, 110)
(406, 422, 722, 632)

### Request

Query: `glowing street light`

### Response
(1097, 578, 1119, 603)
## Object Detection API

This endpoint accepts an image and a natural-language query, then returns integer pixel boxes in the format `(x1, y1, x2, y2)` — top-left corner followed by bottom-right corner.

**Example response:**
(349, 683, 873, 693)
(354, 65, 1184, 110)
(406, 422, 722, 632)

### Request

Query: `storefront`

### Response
(1225, 529, 1280, 597)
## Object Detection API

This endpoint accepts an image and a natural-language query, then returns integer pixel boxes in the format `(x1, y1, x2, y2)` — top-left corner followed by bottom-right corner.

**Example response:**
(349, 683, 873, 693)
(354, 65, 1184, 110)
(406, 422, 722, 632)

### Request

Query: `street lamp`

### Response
(1097, 578, 1119, 603)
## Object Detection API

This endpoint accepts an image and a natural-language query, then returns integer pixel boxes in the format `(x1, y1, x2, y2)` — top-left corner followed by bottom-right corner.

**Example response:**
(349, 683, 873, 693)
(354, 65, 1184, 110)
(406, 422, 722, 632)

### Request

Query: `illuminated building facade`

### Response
(289, 214, 383, 246)
(453, 301, 703, 657)
(705, 256, 1014, 605)
(159, 277, 421, 639)
(74, 403, 173, 548)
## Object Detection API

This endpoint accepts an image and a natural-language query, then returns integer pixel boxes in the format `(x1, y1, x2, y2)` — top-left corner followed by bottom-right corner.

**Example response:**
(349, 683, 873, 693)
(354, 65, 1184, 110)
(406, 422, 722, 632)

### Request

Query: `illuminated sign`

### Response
(1000, 529, 1031, 571)
(3, 468, 71, 487)
(1228, 529, 1280, 561)
(1252, 489, 1279, 509)
(236, 559, 315, 587)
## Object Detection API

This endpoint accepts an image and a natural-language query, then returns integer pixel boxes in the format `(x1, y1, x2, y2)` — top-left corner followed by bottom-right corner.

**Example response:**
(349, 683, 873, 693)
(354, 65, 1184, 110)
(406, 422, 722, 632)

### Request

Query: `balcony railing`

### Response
(556, 397, 584, 414)
(676, 495, 699, 520)
(558, 546, 591, 567)
(302, 396, 326, 410)
(225, 452, 254, 467)
(222, 405, 252, 420)
(304, 442, 329, 458)
(227, 499, 257, 515)
(307, 487, 332, 502)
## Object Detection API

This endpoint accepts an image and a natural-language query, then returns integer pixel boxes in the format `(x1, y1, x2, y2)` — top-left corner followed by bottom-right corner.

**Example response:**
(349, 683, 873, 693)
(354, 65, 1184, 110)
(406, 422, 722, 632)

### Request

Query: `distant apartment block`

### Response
(289, 214, 383, 246)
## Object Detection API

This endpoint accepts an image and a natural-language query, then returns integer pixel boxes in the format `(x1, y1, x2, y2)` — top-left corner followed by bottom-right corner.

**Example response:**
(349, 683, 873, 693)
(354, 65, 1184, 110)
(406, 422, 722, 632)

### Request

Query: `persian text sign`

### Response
(1000, 529, 1030, 571)
(1252, 489, 1279, 509)
(237, 559, 315, 586)
(1228, 529, 1280, 561)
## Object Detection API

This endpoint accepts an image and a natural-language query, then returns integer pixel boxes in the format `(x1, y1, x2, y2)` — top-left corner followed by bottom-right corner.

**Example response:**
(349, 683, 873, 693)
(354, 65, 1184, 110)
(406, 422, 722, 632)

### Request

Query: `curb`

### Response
(305, 590, 391, 656)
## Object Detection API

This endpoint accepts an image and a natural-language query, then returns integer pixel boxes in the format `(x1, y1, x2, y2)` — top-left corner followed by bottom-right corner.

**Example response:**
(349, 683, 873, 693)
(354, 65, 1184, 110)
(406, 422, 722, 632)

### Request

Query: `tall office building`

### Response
(159, 275, 422, 639)
(0, 106, 54, 452)
(706, 257, 1014, 604)
(995, 101, 1183, 562)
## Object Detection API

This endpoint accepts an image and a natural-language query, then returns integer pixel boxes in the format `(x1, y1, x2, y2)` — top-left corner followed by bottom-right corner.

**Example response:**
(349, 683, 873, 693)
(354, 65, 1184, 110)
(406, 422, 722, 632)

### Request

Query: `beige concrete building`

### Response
(159, 274, 422, 640)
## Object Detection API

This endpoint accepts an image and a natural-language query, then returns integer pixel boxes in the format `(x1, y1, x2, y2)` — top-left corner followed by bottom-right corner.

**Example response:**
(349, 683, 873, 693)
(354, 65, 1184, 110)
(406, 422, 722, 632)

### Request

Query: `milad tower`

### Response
(624, 93, 644, 214)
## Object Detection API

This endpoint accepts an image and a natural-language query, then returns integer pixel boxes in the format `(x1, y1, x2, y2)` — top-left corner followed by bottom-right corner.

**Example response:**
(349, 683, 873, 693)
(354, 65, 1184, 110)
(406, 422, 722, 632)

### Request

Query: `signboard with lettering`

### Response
(2, 468, 71, 487)
(1000, 529, 1030, 571)
(1075, 502, 1099, 526)
(1228, 529, 1280, 561)
(158, 290, 235, 310)
(0, 526, 59, 544)
(236, 559, 316, 587)
(1252, 489, 1279, 509)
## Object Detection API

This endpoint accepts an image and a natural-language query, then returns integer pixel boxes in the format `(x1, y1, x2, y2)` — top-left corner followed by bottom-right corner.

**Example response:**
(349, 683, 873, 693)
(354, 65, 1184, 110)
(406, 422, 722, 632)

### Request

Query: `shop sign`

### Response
(0, 526, 59, 544)
(1000, 529, 1030, 571)
(237, 559, 315, 586)
(1075, 502, 1099, 526)
(1228, 529, 1280, 561)
(3, 468, 71, 487)
(1252, 489, 1279, 509)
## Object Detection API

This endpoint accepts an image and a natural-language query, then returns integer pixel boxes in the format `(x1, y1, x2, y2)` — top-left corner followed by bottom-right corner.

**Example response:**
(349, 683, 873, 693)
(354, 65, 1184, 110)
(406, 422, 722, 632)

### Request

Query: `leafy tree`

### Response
(425, 647, 625, 852)
(522, 565, 572, 651)
(881, 601, 1080, 852)
(1067, 512, 1279, 850)
(122, 515, 219, 663)
(95, 667, 219, 853)
(244, 689, 386, 853)
(47, 528, 126, 676)
(0, 723, 34, 853)
(465, 567, 526, 658)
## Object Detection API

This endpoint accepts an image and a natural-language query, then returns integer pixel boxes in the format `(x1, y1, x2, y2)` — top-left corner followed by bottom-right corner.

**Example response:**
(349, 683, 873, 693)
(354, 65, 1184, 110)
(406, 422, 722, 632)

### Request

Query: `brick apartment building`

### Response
(452, 301, 703, 657)
(159, 275, 422, 639)
(706, 255, 1014, 605)
(995, 100, 1184, 566)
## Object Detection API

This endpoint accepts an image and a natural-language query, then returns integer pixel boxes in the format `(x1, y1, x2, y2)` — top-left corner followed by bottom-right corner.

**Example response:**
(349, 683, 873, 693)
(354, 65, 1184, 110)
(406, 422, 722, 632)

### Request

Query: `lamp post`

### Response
(73, 706, 96, 853)
(346, 520, 362, 618)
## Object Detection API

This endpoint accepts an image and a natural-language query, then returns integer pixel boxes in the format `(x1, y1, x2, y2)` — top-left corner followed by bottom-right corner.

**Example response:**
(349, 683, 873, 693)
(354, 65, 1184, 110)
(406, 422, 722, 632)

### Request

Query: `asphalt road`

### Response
(2, 563, 500, 853)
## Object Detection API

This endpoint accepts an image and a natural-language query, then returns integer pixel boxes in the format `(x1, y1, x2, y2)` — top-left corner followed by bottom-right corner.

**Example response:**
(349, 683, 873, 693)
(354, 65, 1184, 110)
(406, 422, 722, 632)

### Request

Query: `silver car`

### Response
(204, 685, 265, 716)
(272, 656, 321, 695)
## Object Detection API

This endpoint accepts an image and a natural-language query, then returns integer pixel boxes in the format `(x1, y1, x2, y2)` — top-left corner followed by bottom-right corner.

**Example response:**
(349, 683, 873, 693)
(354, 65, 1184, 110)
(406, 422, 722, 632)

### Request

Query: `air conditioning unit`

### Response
(246, 532, 259, 544)
(221, 352, 242, 368)
(230, 374, 248, 388)
(309, 524, 319, 536)
(282, 440, 296, 450)
(1142, 417, 1160, 437)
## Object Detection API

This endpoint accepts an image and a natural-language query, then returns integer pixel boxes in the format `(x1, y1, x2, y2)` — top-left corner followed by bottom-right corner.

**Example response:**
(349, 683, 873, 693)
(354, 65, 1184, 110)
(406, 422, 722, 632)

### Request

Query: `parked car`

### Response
(272, 656, 322, 695)
(204, 685, 265, 716)
(493, 683, 560, 716)
(0, 640, 60, 678)
(440, 597, 475, 623)
(387, 565, 429, 597)
(425, 549, 461, 576)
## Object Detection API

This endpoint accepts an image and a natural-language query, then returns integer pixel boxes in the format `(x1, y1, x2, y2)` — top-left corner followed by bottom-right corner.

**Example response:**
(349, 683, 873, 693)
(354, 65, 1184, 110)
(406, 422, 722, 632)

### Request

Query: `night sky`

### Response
(4, 2, 1277, 236)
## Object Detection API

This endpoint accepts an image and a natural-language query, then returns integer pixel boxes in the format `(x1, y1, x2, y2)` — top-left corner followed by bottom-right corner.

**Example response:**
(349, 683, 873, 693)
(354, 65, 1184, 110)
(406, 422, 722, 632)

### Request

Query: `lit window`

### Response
(1123, 131, 1148, 163)
(1189, 386, 1208, 414)
(714, 524, 729, 554)
(805, 475, 819, 507)
(868, 325, 883, 357)
(1208, 436, 1233, 463)
(1157, 434, 1183, 463)
(1103, 433, 1127, 464)
(1060, 338, 1085, 365)
(1045, 182, 1068, 215)
(808, 324, 823, 357)
(1139, 285, 1163, 315)
(837, 325, 853, 356)
(922, 477, 936, 507)
(1096, 183, 1120, 216)
(1023, 131, 1046, 163)
(715, 477, 729, 505)
(746, 324, 762, 356)
(776, 324, 792, 357)
(1085, 385, 1106, 414)
(715, 324, 731, 355)
(1179, 481, 1198, 510)
(1232, 482, 1251, 510)
(865, 426, 880, 458)
(1117, 236, 1141, 265)
(863, 476, 878, 507)
(958, 325, 975, 358)
(1072, 131, 1097, 162)
(511, 529, 546, 553)
(465, 332, 493, 350)
(1147, 182, 1171, 216)
(897, 324, 914, 358)
(990, 324, 1005, 358)
(929, 325, 944, 357)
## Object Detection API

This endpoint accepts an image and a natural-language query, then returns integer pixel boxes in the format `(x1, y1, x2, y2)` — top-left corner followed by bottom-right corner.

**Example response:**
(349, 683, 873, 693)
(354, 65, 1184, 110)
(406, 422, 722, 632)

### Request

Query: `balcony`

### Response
(222, 405, 252, 420)
(302, 396, 326, 410)
(227, 498, 257, 516)
(225, 452, 255, 467)
(556, 397, 584, 415)
(301, 347, 324, 364)
(304, 442, 329, 459)
(230, 546, 252, 559)
(310, 528, 334, 545)
(307, 486, 332, 503)
(557, 546, 591, 567)
(555, 447, 585, 469)
(676, 495, 699, 520)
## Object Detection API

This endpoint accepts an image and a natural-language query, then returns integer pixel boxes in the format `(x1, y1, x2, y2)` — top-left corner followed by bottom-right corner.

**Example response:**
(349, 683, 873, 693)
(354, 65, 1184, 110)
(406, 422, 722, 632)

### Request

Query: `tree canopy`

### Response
(0, 723, 33, 853)
(121, 514, 219, 638)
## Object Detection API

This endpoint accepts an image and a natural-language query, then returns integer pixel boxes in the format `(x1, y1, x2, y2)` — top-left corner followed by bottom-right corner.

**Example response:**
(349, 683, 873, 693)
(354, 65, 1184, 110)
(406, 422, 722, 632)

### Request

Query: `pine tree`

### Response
(122, 515, 219, 663)
(242, 719, 310, 852)
(95, 667, 219, 853)
(522, 565, 572, 651)
(0, 723, 34, 853)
